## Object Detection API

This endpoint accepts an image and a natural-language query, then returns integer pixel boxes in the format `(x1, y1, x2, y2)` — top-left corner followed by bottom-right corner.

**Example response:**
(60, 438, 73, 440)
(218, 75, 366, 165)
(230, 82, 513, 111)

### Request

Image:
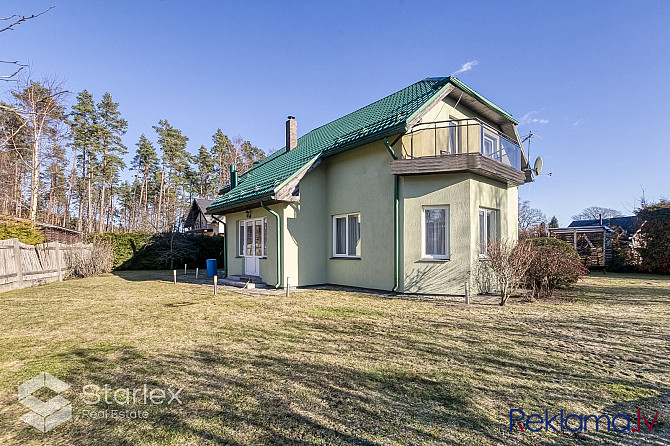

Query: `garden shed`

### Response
(549, 225, 613, 268)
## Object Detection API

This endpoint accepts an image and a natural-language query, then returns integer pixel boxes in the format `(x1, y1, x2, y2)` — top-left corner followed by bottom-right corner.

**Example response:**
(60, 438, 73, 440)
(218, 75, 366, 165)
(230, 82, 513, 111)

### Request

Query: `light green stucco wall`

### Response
(288, 140, 395, 289)
(399, 173, 518, 295)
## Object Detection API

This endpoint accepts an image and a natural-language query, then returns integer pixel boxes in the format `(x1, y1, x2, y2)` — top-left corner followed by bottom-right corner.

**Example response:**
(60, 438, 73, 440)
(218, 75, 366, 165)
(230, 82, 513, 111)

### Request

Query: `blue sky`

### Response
(3, 1, 670, 225)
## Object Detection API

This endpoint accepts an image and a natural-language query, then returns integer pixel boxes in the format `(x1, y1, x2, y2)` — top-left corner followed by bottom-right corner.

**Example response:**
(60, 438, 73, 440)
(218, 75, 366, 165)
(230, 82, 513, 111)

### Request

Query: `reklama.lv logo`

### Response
(510, 409, 659, 434)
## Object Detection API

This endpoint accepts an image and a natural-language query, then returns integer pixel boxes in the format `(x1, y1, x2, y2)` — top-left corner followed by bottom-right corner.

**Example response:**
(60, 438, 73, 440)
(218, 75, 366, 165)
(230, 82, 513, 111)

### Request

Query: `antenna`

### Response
(521, 131, 542, 161)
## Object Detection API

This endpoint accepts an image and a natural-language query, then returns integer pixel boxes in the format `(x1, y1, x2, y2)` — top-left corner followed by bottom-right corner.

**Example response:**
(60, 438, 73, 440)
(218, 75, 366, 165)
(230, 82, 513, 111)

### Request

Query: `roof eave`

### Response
(206, 192, 275, 215)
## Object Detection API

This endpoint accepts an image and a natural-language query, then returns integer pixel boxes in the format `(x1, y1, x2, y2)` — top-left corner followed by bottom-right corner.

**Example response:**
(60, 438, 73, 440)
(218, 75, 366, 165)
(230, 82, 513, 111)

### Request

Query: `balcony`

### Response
(390, 119, 527, 185)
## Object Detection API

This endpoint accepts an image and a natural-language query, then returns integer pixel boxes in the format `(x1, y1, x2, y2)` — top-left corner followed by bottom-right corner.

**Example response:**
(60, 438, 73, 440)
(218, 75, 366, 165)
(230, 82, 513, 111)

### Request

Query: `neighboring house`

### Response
(184, 199, 224, 235)
(207, 76, 532, 294)
(549, 216, 639, 267)
(0, 216, 83, 244)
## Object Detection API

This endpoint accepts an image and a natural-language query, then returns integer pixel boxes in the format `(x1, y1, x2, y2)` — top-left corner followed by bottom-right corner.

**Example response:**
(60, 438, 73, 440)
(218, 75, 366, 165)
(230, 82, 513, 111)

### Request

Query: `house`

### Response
(0, 216, 83, 244)
(184, 199, 224, 235)
(207, 76, 532, 294)
(549, 216, 639, 267)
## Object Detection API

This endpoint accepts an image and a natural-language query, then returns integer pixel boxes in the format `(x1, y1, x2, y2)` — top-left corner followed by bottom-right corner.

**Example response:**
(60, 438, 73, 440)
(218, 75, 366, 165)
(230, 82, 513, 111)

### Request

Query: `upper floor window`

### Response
(333, 213, 360, 258)
(479, 208, 498, 257)
(422, 206, 449, 259)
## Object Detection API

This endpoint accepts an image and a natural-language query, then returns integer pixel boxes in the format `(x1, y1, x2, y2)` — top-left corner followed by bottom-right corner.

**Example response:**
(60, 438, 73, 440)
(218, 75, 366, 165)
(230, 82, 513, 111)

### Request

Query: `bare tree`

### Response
(9, 76, 68, 222)
(572, 206, 624, 221)
(482, 239, 535, 306)
(518, 200, 547, 238)
(1, 7, 54, 81)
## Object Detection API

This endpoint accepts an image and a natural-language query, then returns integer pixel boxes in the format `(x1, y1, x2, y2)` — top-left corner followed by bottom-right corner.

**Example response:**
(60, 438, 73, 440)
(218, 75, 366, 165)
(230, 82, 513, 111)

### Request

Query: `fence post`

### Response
(55, 242, 63, 281)
(13, 238, 23, 286)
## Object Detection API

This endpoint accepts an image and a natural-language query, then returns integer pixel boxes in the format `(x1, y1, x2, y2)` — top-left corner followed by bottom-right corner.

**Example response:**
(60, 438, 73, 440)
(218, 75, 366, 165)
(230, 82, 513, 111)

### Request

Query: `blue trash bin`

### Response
(206, 259, 217, 277)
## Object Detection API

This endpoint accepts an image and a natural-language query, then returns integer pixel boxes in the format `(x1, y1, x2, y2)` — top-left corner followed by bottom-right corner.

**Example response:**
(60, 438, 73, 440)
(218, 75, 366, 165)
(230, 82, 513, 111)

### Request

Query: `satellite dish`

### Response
(533, 157, 543, 176)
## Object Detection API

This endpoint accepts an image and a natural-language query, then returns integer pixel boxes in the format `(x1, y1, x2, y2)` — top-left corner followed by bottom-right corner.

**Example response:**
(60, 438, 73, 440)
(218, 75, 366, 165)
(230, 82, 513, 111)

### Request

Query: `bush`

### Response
(636, 202, 670, 274)
(88, 232, 152, 268)
(483, 240, 535, 306)
(525, 237, 588, 298)
(607, 228, 639, 273)
(65, 242, 114, 278)
(0, 221, 44, 245)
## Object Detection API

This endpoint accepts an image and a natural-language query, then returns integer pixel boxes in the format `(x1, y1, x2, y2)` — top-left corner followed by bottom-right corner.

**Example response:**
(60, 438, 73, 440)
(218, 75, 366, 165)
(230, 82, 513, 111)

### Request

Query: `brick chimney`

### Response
(286, 116, 297, 152)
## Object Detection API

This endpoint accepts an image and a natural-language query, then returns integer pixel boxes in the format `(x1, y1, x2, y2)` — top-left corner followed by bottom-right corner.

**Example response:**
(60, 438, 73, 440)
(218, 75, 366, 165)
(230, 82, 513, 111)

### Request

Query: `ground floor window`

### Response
(238, 218, 266, 257)
(422, 206, 449, 259)
(479, 208, 498, 257)
(333, 213, 360, 257)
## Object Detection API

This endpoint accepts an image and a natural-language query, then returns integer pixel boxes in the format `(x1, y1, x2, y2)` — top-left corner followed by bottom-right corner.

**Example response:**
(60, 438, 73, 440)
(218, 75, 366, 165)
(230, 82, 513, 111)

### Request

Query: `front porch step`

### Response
(222, 275, 267, 289)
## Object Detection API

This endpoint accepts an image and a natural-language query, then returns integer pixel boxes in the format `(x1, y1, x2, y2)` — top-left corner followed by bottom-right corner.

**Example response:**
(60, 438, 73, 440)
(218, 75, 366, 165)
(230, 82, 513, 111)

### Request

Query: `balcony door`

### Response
(483, 132, 499, 161)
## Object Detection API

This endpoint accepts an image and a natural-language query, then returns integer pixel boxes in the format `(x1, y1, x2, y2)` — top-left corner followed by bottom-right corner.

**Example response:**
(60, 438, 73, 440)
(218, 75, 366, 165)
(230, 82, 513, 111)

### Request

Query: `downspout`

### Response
(211, 215, 227, 278)
(384, 137, 400, 292)
(261, 201, 281, 288)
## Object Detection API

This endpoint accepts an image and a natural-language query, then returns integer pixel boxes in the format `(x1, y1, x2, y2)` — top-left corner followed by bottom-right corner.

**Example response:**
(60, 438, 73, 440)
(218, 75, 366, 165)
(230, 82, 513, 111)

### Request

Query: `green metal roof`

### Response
(207, 76, 516, 213)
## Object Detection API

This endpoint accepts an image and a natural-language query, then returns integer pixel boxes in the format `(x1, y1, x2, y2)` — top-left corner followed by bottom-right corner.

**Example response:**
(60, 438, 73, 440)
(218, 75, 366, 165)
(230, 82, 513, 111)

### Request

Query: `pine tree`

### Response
(549, 216, 559, 228)
(196, 144, 215, 197)
(153, 120, 189, 231)
(131, 134, 159, 230)
(70, 90, 100, 232)
(210, 129, 233, 189)
(96, 92, 127, 232)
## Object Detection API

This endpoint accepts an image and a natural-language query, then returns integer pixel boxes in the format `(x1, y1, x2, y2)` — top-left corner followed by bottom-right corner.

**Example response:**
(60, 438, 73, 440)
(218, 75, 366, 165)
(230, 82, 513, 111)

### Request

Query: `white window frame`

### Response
(479, 208, 498, 258)
(238, 218, 266, 257)
(421, 205, 450, 260)
(332, 213, 361, 258)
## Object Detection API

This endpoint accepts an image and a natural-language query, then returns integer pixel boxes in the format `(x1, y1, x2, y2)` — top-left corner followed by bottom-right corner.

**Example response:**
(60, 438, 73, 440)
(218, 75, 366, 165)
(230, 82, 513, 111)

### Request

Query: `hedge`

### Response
(0, 221, 44, 245)
(88, 232, 152, 269)
(88, 232, 225, 270)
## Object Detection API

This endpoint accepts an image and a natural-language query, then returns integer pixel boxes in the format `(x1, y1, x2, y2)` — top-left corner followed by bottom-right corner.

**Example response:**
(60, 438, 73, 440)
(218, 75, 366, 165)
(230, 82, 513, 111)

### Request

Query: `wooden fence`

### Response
(0, 238, 93, 292)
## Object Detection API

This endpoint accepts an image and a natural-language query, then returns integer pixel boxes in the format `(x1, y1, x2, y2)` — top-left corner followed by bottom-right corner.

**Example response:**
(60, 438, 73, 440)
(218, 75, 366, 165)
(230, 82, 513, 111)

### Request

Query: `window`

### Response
(332, 213, 360, 257)
(422, 206, 449, 259)
(238, 221, 244, 256)
(479, 208, 498, 257)
(448, 119, 460, 154)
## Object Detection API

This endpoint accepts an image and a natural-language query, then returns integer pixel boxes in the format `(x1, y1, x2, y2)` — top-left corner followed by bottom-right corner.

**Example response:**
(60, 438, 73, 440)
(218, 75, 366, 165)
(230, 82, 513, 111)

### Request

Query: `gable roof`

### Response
(185, 198, 215, 227)
(568, 216, 637, 233)
(207, 76, 518, 214)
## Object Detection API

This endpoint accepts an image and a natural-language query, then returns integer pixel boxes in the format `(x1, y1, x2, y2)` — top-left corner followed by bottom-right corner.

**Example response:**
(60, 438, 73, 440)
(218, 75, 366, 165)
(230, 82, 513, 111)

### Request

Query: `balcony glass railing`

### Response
(401, 118, 522, 170)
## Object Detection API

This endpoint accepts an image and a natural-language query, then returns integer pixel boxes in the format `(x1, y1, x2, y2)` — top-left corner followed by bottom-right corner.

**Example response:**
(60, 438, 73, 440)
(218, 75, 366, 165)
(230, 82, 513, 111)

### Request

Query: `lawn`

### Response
(0, 271, 669, 445)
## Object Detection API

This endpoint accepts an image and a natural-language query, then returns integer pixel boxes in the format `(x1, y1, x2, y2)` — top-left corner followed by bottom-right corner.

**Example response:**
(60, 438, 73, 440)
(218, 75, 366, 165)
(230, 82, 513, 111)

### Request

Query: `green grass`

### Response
(0, 271, 669, 445)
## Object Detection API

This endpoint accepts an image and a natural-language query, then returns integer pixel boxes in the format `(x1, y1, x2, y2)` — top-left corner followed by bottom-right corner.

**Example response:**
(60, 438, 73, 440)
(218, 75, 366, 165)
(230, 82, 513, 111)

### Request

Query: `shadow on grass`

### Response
(6, 344, 471, 445)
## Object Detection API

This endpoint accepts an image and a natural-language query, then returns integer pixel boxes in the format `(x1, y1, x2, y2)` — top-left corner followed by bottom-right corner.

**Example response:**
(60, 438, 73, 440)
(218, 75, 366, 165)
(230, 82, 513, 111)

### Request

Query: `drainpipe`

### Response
(384, 137, 400, 292)
(261, 201, 281, 288)
(211, 215, 227, 278)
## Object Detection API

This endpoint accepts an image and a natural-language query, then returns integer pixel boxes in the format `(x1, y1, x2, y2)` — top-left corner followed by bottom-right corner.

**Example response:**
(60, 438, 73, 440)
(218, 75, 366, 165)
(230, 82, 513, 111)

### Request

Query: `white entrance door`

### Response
(243, 219, 263, 276)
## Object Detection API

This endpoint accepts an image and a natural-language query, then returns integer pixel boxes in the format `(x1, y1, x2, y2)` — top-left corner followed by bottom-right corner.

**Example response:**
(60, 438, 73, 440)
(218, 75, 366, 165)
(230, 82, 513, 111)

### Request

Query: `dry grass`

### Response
(0, 271, 669, 445)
